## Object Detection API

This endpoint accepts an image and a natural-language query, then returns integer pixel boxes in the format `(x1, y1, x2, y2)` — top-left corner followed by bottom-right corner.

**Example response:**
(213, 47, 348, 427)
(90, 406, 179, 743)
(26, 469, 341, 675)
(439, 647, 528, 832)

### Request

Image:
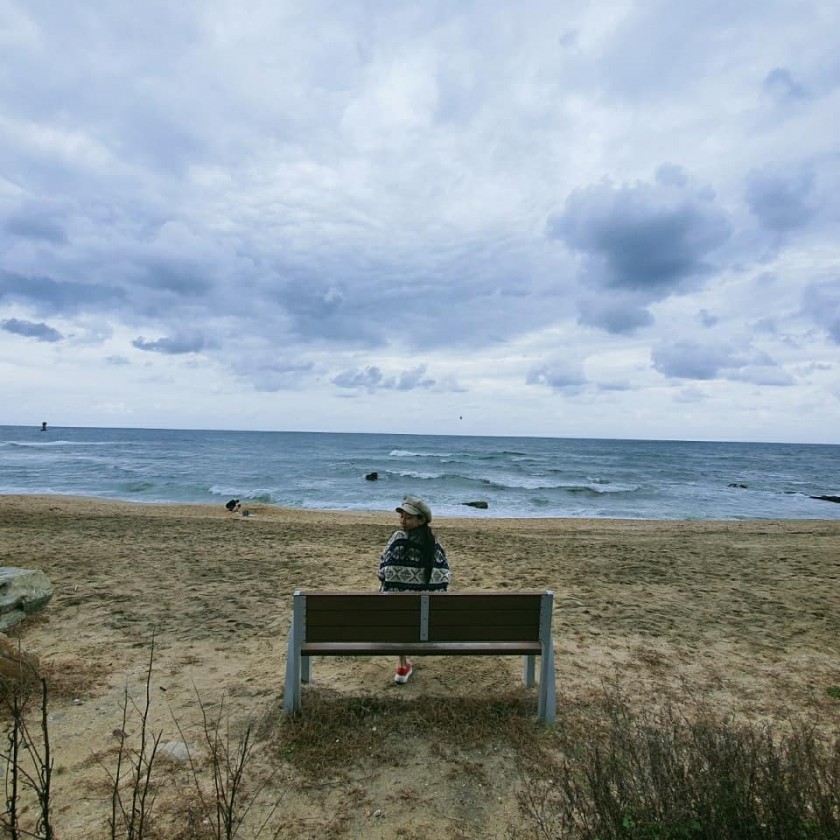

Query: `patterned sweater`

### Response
(377, 528, 451, 592)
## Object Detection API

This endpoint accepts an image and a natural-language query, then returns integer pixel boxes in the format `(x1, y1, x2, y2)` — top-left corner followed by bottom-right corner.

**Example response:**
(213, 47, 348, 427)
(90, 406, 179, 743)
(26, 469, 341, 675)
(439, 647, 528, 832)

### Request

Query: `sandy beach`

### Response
(2, 495, 839, 838)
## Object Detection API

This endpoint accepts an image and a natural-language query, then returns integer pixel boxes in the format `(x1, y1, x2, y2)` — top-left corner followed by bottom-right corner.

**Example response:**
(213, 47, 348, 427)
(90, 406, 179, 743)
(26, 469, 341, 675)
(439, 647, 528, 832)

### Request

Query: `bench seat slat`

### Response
(300, 591, 547, 597)
(430, 594, 543, 611)
(301, 641, 543, 656)
(428, 626, 540, 642)
(306, 611, 421, 628)
(306, 626, 426, 642)
(306, 626, 541, 643)
(426, 608, 538, 626)
(305, 595, 420, 612)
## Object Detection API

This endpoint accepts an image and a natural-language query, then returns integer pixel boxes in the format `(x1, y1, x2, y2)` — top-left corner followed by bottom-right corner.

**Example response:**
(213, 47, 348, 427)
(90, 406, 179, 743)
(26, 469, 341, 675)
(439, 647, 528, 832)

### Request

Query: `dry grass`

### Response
(2, 668, 839, 839)
(510, 684, 840, 840)
(263, 686, 549, 782)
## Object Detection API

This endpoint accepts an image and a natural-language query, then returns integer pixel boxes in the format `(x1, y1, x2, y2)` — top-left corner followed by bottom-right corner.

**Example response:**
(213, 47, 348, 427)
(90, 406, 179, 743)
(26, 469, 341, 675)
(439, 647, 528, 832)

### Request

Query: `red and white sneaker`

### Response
(394, 660, 413, 684)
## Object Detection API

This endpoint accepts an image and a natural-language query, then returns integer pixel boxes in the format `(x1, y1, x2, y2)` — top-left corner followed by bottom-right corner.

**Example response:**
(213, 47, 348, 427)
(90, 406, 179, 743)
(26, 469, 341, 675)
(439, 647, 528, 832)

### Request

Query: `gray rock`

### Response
(0, 568, 54, 632)
(159, 741, 191, 762)
(462, 500, 489, 509)
(811, 495, 840, 504)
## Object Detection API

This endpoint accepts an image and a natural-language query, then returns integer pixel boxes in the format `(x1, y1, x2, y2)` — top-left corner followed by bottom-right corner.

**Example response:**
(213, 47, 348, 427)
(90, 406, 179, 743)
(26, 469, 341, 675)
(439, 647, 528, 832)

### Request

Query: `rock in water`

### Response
(365, 472, 379, 481)
(462, 500, 489, 509)
(0, 568, 54, 632)
(810, 495, 840, 504)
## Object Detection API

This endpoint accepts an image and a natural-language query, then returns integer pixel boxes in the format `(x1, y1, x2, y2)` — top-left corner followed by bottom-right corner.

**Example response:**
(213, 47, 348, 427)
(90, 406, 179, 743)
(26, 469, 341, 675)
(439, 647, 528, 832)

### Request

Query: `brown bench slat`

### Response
(427, 608, 538, 626)
(306, 625, 541, 643)
(429, 625, 540, 642)
(301, 641, 543, 656)
(429, 594, 543, 611)
(305, 609, 538, 630)
(306, 626, 424, 642)
(306, 609, 421, 629)
(299, 590, 547, 597)
(305, 594, 419, 611)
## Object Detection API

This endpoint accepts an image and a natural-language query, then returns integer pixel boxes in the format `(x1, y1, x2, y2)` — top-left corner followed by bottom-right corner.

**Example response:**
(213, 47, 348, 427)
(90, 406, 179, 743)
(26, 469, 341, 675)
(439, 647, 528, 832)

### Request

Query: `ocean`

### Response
(0, 425, 838, 520)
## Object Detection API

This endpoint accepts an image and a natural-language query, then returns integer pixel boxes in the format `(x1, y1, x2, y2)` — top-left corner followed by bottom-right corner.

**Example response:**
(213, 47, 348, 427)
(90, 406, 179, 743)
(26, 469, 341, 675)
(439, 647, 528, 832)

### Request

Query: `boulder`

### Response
(811, 495, 840, 504)
(462, 500, 489, 509)
(728, 483, 748, 489)
(0, 568, 54, 632)
(365, 472, 379, 481)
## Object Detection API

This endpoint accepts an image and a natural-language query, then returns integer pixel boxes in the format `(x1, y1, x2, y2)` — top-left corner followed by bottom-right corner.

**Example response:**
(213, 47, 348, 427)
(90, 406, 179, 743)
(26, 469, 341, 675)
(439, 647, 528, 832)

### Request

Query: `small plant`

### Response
(101, 632, 162, 840)
(1, 652, 54, 840)
(174, 691, 284, 840)
(511, 685, 840, 840)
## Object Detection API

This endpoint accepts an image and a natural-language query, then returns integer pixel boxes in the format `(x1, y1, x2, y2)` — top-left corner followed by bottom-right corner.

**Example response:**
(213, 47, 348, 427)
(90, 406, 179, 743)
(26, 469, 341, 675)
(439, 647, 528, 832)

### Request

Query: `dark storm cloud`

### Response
(333, 364, 436, 392)
(1, 318, 63, 342)
(132, 334, 209, 354)
(5, 214, 68, 245)
(802, 282, 840, 343)
(762, 68, 809, 104)
(275, 279, 380, 345)
(242, 359, 316, 393)
(745, 166, 817, 233)
(577, 295, 654, 335)
(396, 365, 435, 390)
(137, 260, 214, 296)
(0, 270, 126, 315)
(651, 340, 792, 384)
(652, 341, 745, 380)
(548, 173, 732, 332)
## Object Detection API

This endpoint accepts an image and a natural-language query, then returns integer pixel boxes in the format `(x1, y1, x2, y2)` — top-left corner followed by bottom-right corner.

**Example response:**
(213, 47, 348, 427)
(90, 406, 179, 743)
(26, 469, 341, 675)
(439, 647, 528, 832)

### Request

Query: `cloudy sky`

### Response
(2, 1, 839, 443)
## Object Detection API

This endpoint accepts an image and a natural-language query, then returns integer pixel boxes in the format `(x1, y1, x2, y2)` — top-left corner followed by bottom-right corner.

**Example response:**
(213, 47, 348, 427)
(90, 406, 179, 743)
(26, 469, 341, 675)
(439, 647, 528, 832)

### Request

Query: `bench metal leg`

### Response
(523, 654, 536, 688)
(283, 593, 305, 714)
(301, 655, 311, 684)
(536, 639, 556, 726)
(283, 616, 300, 714)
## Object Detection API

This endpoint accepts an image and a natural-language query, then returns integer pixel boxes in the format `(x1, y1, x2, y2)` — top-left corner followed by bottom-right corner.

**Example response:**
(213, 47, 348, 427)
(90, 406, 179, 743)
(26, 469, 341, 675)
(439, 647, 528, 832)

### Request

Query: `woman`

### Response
(378, 496, 451, 684)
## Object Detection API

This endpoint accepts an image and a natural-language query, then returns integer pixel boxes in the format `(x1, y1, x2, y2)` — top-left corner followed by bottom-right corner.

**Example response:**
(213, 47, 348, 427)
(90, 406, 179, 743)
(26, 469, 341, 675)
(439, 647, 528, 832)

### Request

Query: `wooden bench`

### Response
(283, 590, 556, 725)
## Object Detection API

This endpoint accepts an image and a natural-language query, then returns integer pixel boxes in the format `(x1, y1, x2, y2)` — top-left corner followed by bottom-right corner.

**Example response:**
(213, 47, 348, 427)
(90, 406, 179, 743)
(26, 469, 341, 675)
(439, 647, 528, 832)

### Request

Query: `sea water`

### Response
(0, 425, 838, 520)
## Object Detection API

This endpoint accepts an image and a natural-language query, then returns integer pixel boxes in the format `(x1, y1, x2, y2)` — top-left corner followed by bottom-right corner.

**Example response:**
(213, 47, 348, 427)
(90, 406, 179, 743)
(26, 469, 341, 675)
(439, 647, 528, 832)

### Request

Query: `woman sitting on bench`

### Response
(378, 496, 451, 684)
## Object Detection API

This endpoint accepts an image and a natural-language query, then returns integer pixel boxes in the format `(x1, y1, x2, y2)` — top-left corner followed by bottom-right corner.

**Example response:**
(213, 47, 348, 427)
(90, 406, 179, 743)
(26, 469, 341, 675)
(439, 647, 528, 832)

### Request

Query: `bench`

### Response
(283, 590, 556, 725)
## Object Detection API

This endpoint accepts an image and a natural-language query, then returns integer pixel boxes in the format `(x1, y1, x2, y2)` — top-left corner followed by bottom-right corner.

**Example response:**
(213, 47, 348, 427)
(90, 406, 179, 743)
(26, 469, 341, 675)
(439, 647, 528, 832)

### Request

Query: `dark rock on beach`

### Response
(365, 472, 379, 481)
(463, 500, 489, 509)
(810, 495, 840, 504)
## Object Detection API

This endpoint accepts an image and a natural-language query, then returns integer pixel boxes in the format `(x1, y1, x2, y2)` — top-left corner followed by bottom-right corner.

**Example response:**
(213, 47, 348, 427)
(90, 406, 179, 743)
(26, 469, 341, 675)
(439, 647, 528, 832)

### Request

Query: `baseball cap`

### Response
(396, 496, 432, 523)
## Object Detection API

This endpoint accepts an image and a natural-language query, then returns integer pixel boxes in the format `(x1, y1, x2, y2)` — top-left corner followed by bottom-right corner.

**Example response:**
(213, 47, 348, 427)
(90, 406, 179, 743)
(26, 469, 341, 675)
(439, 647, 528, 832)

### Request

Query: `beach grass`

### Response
(3, 668, 839, 839)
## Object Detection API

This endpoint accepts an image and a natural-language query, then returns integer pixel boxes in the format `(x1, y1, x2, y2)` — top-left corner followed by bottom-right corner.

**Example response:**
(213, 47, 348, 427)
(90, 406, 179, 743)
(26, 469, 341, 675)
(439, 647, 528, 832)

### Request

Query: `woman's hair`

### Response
(418, 523, 437, 584)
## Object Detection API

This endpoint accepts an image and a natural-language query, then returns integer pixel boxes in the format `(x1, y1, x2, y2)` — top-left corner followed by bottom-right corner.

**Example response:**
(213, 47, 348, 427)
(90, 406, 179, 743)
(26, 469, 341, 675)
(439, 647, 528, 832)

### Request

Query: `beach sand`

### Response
(2, 495, 839, 838)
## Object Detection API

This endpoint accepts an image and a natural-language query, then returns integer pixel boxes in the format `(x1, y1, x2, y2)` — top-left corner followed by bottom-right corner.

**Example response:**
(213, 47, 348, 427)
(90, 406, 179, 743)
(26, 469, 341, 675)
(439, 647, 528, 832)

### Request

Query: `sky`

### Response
(1, 1, 839, 443)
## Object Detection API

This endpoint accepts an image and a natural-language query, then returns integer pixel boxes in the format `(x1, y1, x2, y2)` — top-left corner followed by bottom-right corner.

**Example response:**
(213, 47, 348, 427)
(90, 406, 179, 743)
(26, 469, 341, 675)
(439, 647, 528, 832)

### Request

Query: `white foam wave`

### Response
(388, 449, 453, 458)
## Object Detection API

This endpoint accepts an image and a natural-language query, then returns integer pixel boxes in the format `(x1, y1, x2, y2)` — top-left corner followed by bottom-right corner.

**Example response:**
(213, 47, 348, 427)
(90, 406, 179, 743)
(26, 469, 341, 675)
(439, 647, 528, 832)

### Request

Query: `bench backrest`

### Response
(297, 591, 552, 644)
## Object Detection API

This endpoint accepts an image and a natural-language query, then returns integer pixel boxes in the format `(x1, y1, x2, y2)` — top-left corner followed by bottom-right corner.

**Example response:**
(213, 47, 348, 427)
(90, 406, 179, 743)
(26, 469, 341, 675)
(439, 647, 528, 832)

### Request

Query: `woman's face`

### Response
(399, 511, 424, 531)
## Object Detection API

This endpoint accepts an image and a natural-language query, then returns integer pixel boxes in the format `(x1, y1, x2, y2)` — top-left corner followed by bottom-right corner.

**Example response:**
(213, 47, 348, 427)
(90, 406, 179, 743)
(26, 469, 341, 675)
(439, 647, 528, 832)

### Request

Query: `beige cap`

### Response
(396, 496, 432, 523)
